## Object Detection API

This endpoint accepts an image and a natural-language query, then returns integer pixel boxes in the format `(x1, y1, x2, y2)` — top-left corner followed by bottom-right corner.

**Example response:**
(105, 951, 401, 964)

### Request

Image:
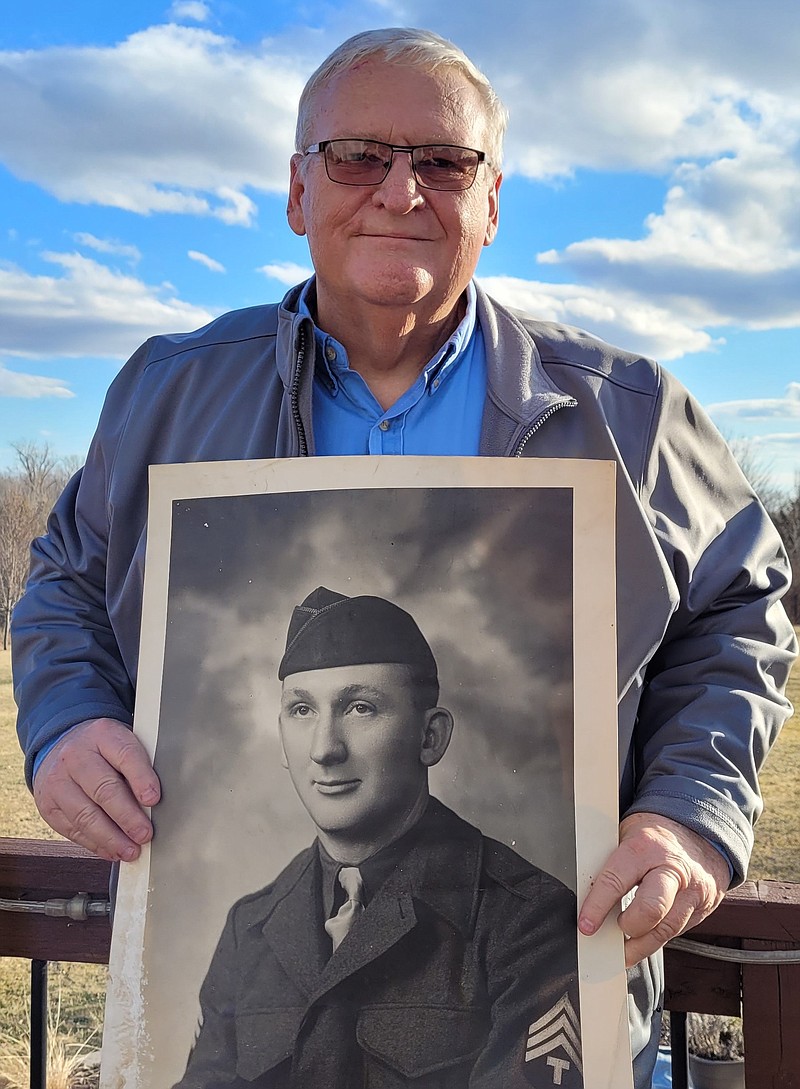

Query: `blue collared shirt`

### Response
(298, 280, 486, 456)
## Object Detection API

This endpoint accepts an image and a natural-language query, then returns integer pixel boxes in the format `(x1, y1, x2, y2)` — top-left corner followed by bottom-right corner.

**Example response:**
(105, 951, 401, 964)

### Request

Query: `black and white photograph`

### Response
(101, 455, 630, 1089)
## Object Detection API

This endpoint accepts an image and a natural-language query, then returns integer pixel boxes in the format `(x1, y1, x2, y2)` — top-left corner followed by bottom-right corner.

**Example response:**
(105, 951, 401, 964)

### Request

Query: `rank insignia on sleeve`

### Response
(523, 993, 582, 1086)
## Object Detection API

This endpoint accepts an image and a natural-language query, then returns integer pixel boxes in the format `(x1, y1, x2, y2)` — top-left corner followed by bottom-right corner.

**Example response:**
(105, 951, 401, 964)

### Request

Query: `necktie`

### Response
(325, 866, 365, 951)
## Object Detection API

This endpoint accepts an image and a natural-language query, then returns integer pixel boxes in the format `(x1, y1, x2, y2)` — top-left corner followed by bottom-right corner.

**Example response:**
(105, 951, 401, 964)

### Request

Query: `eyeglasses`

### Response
(303, 139, 489, 192)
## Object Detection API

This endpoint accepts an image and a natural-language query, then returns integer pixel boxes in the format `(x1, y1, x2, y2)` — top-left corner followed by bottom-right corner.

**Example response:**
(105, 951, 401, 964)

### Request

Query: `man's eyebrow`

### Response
(281, 686, 313, 700)
(338, 684, 384, 700)
(280, 683, 385, 700)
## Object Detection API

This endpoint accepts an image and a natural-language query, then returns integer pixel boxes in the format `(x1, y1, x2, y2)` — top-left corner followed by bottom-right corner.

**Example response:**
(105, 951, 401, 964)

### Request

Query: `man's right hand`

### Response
(33, 718, 161, 862)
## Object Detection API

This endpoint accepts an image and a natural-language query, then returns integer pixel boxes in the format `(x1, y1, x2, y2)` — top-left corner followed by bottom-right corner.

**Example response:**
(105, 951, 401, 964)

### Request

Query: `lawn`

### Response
(0, 647, 107, 1052)
(746, 646, 800, 882)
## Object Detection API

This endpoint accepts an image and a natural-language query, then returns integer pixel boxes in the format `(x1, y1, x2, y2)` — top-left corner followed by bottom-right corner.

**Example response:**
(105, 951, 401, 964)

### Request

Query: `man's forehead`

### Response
(308, 58, 484, 139)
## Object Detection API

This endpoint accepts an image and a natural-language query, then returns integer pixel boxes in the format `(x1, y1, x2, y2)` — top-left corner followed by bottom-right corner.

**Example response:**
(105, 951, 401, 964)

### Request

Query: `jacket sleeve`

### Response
(626, 370, 797, 883)
(470, 869, 583, 1089)
(11, 342, 153, 787)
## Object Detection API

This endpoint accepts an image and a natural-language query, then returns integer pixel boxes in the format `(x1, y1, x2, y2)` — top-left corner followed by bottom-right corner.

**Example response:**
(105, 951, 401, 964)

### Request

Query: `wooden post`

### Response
(741, 940, 800, 1088)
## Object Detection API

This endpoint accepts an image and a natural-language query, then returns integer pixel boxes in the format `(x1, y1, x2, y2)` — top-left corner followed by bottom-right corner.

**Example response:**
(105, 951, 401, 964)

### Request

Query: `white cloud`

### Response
(188, 249, 226, 273)
(744, 430, 800, 492)
(169, 1, 211, 22)
(388, 1, 800, 337)
(0, 25, 305, 222)
(707, 384, 800, 420)
(257, 261, 313, 286)
(1, 3, 799, 348)
(388, 0, 800, 176)
(73, 232, 141, 263)
(537, 149, 800, 330)
(0, 363, 73, 399)
(479, 275, 717, 361)
(0, 252, 215, 358)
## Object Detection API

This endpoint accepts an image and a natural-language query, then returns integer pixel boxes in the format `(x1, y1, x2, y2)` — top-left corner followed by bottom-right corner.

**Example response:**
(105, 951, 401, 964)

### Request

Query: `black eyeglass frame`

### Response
(303, 139, 491, 191)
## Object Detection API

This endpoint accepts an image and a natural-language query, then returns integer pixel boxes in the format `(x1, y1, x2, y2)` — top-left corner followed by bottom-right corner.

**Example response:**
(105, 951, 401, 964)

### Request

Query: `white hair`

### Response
(295, 27, 508, 171)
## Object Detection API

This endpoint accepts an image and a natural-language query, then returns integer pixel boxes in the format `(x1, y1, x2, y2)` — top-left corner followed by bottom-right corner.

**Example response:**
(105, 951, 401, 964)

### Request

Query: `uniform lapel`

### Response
(311, 886, 418, 1001)
(260, 848, 328, 999)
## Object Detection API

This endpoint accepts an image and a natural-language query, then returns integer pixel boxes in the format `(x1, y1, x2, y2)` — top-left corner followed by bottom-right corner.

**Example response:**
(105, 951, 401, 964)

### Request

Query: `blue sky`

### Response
(2, 0, 799, 489)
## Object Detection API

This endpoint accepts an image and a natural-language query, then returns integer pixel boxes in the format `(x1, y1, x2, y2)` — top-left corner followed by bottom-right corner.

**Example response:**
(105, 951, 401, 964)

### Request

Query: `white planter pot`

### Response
(688, 1053, 745, 1089)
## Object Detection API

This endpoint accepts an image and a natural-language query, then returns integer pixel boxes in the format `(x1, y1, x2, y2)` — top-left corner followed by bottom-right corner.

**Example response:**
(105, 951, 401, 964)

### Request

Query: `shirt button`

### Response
(379, 420, 391, 431)
(433, 378, 440, 389)
(325, 345, 336, 362)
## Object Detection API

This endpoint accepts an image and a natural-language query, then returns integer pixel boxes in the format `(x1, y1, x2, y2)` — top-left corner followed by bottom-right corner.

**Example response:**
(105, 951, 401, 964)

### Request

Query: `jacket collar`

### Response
(276, 279, 576, 457)
(473, 281, 576, 455)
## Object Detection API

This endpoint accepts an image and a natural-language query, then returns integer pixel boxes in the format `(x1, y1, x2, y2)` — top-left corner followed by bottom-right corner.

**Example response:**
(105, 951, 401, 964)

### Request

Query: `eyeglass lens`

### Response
(323, 140, 481, 191)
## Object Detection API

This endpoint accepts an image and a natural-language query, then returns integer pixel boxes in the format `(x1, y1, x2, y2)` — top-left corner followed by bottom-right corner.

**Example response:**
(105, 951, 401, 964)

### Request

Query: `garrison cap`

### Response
(279, 586, 438, 683)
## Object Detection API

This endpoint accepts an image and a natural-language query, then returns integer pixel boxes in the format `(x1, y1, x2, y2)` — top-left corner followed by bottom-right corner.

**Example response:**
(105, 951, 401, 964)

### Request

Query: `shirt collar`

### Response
(298, 278, 477, 397)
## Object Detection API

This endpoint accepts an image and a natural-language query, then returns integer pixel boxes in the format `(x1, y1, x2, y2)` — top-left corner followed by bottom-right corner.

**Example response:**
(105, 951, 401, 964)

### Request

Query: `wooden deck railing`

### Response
(2, 838, 799, 1087)
(0, 837, 111, 963)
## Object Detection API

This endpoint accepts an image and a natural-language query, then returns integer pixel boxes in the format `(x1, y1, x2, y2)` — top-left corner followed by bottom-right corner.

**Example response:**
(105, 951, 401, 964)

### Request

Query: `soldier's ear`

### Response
(420, 708, 454, 767)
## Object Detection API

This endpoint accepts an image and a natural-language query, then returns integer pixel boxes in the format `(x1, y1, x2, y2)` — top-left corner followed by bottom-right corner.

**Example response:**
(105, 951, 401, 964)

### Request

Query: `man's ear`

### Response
(483, 171, 502, 247)
(420, 707, 454, 768)
(287, 154, 307, 237)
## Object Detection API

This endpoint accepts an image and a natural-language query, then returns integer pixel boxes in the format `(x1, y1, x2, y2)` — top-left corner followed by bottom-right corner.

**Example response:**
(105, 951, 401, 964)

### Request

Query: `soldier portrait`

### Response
(174, 586, 582, 1088)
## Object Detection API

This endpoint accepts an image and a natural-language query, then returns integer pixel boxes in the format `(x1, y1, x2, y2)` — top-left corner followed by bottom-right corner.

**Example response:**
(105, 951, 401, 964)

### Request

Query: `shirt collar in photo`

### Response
(317, 800, 431, 919)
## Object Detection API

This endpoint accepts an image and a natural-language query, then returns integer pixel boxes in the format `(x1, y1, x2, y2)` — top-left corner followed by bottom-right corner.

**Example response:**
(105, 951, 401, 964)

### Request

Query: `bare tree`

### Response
(0, 480, 44, 649)
(723, 433, 785, 513)
(771, 476, 800, 625)
(0, 442, 79, 649)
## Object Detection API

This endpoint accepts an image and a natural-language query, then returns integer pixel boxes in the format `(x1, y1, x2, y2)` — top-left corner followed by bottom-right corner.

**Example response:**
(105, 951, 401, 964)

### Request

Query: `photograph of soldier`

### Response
(101, 476, 630, 1088)
(174, 585, 582, 1089)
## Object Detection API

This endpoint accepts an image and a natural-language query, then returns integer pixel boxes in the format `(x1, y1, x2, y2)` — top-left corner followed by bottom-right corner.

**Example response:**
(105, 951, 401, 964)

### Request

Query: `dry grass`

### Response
(1, 647, 107, 1079)
(0, 983, 100, 1089)
(0, 648, 57, 840)
(748, 643, 800, 882)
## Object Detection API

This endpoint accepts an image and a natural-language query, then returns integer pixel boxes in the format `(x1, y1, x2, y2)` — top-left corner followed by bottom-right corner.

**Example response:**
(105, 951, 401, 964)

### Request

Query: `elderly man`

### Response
(12, 26, 795, 1086)
(175, 587, 582, 1089)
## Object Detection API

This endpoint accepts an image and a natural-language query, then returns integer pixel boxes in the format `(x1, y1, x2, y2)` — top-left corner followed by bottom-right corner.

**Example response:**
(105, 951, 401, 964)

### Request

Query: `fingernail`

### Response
(578, 918, 596, 935)
(141, 788, 159, 805)
(121, 845, 137, 862)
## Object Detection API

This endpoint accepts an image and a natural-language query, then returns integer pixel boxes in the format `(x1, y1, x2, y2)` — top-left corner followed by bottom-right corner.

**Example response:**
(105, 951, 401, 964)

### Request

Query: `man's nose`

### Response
(309, 712, 347, 765)
(372, 151, 426, 212)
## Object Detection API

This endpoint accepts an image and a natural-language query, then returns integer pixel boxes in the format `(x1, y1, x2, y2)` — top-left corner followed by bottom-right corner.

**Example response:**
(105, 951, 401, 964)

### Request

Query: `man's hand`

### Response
(33, 718, 161, 863)
(578, 812, 731, 967)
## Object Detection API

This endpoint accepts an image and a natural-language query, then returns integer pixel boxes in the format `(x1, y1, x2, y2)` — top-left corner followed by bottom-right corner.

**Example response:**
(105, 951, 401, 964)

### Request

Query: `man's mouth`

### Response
(313, 778, 360, 795)
(361, 232, 429, 241)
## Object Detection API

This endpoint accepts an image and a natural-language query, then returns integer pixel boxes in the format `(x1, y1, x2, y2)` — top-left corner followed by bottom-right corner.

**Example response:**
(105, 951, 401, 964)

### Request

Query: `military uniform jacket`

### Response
(174, 799, 582, 1089)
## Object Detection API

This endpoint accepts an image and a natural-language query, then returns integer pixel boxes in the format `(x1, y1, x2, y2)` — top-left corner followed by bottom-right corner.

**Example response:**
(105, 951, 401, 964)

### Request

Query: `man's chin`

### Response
(347, 266, 436, 308)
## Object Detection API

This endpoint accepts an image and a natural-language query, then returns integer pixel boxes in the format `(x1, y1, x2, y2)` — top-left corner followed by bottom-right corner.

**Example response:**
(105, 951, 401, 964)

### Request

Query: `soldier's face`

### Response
(279, 663, 431, 856)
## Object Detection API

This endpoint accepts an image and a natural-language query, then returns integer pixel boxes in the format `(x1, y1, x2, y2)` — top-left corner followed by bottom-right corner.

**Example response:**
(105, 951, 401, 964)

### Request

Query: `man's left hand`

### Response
(578, 812, 731, 967)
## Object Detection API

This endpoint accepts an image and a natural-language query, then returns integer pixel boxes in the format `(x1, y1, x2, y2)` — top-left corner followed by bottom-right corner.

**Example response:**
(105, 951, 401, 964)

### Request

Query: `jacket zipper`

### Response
(513, 400, 576, 456)
(291, 327, 309, 456)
